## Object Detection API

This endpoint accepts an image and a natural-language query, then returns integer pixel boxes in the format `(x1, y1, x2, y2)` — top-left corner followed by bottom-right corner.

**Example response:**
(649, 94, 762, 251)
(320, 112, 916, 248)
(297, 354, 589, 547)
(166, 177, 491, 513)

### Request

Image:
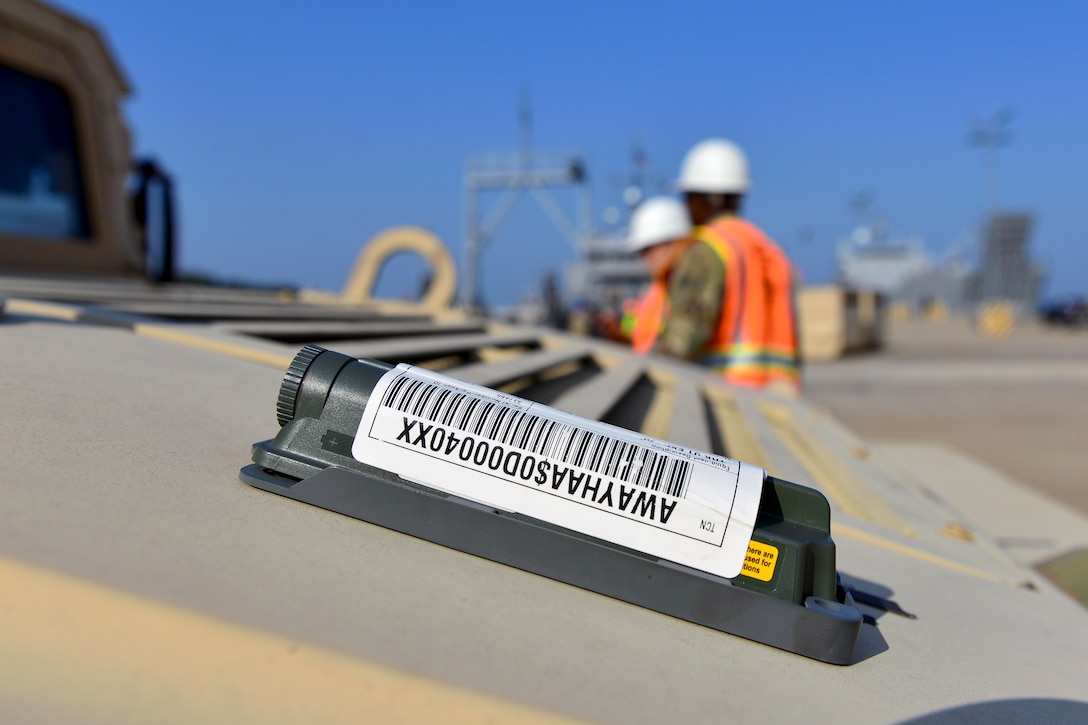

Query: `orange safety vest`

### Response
(628, 280, 666, 353)
(696, 216, 800, 389)
(627, 239, 692, 354)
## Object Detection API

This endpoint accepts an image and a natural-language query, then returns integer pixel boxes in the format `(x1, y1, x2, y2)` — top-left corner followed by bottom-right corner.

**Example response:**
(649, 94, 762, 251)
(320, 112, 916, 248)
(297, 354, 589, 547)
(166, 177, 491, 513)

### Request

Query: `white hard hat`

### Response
(627, 196, 692, 252)
(678, 138, 750, 193)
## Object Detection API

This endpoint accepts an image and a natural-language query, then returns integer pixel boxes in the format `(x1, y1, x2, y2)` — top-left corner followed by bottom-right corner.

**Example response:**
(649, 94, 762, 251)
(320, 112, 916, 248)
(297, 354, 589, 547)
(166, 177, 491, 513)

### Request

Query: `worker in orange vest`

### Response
(621, 196, 692, 353)
(653, 139, 801, 390)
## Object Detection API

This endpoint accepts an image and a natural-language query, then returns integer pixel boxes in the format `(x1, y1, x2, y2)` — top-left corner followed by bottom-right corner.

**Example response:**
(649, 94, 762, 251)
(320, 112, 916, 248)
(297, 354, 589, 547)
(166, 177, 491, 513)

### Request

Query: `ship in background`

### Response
(491, 141, 1048, 344)
(835, 196, 1046, 321)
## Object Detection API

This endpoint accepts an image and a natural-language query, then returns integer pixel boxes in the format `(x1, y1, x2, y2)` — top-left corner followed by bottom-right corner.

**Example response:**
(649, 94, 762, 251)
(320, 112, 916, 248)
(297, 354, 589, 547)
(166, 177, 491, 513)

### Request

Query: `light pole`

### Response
(968, 107, 1014, 212)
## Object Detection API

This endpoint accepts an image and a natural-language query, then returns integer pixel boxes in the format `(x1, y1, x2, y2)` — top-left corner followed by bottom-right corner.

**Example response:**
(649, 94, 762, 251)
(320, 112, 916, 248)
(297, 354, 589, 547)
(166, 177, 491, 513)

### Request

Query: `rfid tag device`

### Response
(241, 345, 863, 664)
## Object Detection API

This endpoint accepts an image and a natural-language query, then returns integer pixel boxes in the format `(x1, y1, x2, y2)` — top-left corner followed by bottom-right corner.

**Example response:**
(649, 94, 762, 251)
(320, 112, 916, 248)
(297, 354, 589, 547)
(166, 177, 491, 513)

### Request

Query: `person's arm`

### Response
(653, 241, 724, 359)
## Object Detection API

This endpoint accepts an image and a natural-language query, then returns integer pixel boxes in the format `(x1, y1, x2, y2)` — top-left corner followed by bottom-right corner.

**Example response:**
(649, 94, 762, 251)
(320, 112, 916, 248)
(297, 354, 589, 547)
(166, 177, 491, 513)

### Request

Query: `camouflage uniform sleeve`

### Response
(654, 240, 724, 359)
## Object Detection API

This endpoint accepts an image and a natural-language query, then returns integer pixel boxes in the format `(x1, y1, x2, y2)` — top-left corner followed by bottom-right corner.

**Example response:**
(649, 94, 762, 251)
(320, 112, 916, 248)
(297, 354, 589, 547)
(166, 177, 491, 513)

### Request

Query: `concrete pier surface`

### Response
(804, 318, 1088, 515)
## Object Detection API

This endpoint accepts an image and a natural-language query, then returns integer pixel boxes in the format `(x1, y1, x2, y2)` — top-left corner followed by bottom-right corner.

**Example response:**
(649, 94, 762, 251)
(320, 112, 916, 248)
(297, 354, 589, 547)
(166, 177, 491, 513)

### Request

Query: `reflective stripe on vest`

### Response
(695, 218, 800, 388)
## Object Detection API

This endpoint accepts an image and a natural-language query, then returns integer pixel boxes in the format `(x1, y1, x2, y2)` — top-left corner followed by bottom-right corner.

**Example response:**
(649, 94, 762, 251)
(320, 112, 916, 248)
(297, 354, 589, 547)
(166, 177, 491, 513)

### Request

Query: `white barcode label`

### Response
(352, 364, 764, 579)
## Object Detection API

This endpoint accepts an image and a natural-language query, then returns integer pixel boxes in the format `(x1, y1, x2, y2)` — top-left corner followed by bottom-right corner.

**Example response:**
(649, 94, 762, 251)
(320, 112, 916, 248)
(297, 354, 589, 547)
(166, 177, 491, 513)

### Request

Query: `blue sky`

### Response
(60, 1, 1088, 306)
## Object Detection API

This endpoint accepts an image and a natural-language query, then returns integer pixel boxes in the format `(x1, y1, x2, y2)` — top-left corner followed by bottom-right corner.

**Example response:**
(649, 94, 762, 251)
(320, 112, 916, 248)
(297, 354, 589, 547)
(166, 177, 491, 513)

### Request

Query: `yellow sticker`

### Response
(740, 541, 779, 582)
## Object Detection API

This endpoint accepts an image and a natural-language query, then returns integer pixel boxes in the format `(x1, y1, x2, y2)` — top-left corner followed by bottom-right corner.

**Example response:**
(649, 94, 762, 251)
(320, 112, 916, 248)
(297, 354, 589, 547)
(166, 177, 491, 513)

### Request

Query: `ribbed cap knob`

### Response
(276, 345, 326, 426)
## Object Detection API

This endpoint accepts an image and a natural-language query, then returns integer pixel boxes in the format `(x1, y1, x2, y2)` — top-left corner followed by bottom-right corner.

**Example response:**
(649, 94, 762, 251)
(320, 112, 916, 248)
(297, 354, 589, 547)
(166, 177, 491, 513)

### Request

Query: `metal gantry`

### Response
(462, 94, 591, 311)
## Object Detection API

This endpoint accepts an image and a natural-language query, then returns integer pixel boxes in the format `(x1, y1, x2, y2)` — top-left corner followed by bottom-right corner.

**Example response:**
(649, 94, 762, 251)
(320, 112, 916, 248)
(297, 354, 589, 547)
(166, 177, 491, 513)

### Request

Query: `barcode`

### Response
(382, 375, 692, 499)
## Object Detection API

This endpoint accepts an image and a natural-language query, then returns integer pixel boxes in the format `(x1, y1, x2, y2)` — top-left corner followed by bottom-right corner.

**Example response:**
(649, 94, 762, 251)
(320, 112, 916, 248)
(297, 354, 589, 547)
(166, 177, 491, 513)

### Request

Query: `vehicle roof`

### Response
(3, 276, 1087, 723)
